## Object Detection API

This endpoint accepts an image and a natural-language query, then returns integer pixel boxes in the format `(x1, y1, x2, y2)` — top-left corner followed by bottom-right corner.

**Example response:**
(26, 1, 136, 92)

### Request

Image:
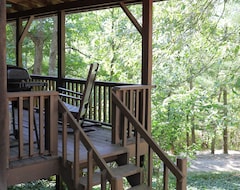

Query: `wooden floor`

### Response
(9, 114, 126, 169)
(57, 125, 126, 165)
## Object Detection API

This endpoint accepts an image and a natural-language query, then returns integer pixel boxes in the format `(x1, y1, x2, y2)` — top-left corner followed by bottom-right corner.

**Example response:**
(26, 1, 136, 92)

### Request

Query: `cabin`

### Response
(0, 0, 187, 189)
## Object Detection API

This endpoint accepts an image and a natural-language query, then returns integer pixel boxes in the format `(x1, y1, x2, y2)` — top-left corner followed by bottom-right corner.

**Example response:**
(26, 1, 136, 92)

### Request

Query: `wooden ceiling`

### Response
(6, 0, 160, 20)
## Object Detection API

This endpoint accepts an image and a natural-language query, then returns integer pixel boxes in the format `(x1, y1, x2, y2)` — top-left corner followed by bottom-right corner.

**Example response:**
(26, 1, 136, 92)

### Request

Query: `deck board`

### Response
(57, 125, 127, 166)
(9, 118, 126, 168)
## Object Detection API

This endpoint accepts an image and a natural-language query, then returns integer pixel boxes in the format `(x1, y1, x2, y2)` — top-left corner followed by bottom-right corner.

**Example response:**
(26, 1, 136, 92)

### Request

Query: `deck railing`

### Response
(58, 98, 123, 189)
(112, 86, 187, 190)
(7, 91, 59, 162)
(31, 75, 128, 125)
(111, 85, 153, 144)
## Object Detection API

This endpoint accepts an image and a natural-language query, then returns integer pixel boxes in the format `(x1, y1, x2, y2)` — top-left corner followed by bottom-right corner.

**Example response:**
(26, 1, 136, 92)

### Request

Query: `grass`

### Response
(7, 172, 240, 189)
(187, 172, 240, 190)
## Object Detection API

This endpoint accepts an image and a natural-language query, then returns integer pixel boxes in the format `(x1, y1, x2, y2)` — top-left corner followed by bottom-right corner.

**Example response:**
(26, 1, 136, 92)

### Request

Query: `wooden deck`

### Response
(6, 89, 187, 189)
(8, 119, 129, 186)
(9, 115, 126, 167)
(57, 125, 129, 167)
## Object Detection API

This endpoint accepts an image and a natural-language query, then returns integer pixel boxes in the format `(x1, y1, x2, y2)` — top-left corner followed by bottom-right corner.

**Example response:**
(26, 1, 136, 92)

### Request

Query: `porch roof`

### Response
(7, 0, 163, 20)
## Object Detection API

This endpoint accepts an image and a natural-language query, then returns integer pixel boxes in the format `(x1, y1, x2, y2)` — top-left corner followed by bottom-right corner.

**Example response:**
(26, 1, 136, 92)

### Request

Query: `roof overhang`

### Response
(7, 0, 163, 21)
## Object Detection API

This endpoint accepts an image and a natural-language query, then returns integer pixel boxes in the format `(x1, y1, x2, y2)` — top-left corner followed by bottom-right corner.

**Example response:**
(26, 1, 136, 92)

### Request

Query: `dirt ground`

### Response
(188, 150, 240, 172)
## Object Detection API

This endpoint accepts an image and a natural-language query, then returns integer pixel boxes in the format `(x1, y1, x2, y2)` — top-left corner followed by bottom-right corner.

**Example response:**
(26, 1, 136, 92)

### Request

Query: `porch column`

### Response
(142, 0, 153, 85)
(142, 0, 153, 132)
(57, 11, 66, 88)
(0, 0, 8, 188)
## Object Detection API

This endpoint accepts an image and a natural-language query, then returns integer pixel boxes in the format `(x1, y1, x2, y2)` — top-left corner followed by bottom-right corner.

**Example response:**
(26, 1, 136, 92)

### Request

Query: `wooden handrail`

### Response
(58, 97, 122, 189)
(112, 90, 187, 189)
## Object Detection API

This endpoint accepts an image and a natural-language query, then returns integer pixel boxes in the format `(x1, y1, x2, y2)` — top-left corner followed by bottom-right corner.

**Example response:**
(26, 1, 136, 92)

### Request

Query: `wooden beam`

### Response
(16, 17, 22, 67)
(141, 0, 153, 139)
(7, 0, 151, 20)
(57, 10, 65, 88)
(120, 2, 142, 35)
(0, 0, 8, 188)
(142, 0, 152, 85)
(19, 16, 34, 44)
(16, 15, 34, 67)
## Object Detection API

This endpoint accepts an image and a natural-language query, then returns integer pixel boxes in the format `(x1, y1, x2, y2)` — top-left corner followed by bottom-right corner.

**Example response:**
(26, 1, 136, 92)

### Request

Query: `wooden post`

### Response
(0, 0, 8, 188)
(142, 0, 153, 85)
(16, 18, 23, 67)
(176, 158, 187, 190)
(57, 11, 66, 89)
(111, 176, 123, 190)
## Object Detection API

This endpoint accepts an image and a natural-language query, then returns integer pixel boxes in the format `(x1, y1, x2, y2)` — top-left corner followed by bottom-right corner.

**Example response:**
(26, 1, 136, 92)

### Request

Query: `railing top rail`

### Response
(7, 91, 58, 99)
(113, 84, 156, 91)
(30, 75, 132, 87)
(30, 75, 58, 80)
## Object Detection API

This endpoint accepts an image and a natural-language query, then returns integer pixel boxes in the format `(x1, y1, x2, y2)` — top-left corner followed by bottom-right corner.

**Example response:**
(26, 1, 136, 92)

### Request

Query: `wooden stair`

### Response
(61, 145, 149, 190)
(79, 164, 143, 189)
(127, 184, 151, 190)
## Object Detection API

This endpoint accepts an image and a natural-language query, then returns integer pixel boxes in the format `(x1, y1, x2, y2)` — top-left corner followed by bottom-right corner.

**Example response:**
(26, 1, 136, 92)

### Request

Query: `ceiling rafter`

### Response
(7, 0, 163, 21)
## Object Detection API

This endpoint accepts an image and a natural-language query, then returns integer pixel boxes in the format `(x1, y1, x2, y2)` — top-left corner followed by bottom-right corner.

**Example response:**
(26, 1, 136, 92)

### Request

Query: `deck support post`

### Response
(111, 176, 123, 190)
(176, 158, 187, 190)
(0, 0, 8, 188)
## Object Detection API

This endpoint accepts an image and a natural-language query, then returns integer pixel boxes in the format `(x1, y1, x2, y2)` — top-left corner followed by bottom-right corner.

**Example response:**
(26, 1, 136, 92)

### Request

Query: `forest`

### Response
(6, 0, 240, 157)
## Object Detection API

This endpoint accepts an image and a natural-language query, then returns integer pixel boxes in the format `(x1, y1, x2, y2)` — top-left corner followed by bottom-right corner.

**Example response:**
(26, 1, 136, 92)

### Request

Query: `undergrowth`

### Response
(8, 172, 240, 190)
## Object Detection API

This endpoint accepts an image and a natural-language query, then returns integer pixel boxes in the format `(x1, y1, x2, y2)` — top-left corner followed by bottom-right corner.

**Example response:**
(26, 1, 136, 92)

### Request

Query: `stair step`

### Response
(111, 164, 142, 177)
(79, 172, 101, 187)
(128, 184, 150, 190)
(79, 164, 142, 188)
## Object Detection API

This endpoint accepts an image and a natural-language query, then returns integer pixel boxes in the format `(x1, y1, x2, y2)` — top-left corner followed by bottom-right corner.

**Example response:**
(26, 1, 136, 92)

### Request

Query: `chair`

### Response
(58, 63, 99, 129)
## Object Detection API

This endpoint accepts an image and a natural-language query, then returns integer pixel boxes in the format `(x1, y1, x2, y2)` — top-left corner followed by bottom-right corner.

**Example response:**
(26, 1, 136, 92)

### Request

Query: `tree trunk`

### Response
(211, 88, 222, 154)
(223, 88, 228, 154)
(211, 127, 216, 154)
(48, 17, 58, 76)
(29, 20, 45, 74)
(189, 79, 196, 144)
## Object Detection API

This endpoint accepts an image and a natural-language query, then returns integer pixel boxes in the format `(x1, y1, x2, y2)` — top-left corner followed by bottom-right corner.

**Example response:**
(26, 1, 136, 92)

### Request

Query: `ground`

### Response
(188, 150, 240, 172)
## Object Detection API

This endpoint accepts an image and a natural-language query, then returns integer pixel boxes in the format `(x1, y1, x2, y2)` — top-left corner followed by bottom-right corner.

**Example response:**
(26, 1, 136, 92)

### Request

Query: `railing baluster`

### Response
(8, 91, 58, 161)
(87, 149, 93, 190)
(39, 96, 44, 154)
(74, 130, 80, 188)
(163, 163, 169, 190)
(29, 96, 34, 156)
(62, 112, 68, 165)
(18, 97, 24, 159)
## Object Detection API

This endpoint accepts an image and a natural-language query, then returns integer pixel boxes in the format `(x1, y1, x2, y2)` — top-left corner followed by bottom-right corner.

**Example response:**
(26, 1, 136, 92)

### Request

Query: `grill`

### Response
(7, 65, 47, 141)
(7, 65, 47, 92)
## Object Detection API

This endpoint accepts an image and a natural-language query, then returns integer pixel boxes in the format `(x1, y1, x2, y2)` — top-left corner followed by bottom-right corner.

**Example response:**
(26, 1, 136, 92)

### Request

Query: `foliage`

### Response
(9, 172, 240, 190)
(8, 179, 56, 190)
(151, 0, 240, 155)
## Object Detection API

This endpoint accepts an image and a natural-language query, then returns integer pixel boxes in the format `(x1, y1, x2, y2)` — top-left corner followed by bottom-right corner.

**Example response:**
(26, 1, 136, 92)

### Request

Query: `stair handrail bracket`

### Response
(112, 85, 187, 190)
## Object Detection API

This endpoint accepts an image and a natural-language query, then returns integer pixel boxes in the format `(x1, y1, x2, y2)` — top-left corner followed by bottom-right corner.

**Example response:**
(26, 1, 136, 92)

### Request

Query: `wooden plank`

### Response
(0, 0, 8, 188)
(7, 157, 59, 186)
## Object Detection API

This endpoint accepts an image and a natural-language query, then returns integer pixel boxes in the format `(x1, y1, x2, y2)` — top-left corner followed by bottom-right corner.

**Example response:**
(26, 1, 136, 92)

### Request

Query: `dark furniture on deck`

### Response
(7, 65, 47, 141)
(58, 63, 100, 130)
